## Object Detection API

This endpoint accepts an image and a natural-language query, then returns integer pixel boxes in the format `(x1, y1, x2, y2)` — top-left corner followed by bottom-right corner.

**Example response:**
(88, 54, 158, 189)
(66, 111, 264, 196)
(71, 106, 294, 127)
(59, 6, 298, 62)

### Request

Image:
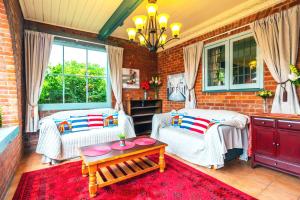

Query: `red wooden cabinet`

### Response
(251, 114, 300, 177)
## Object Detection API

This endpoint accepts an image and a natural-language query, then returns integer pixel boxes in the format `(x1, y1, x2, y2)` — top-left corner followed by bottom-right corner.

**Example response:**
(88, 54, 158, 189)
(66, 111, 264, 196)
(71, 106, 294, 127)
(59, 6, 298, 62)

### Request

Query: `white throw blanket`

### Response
(36, 109, 135, 163)
(151, 109, 249, 168)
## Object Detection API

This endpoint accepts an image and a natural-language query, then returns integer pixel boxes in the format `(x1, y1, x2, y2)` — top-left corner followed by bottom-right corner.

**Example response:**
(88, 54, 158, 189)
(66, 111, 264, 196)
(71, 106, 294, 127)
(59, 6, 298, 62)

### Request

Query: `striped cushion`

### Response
(180, 115, 212, 134)
(88, 114, 104, 129)
(70, 115, 88, 132)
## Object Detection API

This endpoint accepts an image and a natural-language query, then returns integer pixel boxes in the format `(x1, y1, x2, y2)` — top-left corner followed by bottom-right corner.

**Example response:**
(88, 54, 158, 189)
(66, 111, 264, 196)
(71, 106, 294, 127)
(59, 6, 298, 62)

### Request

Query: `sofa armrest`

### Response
(118, 112, 136, 138)
(36, 118, 62, 160)
(151, 113, 172, 139)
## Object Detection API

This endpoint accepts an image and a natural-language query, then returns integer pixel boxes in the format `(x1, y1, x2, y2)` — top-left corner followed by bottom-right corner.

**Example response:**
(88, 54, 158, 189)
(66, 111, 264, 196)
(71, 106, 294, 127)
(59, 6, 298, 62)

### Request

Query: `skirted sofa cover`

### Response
(151, 108, 249, 169)
(36, 108, 135, 163)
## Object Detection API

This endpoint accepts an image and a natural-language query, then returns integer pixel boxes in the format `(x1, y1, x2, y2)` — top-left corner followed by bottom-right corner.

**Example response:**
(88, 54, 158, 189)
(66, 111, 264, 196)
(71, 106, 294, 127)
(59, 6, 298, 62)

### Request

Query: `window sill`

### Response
(39, 102, 112, 111)
(0, 126, 19, 154)
(203, 88, 262, 93)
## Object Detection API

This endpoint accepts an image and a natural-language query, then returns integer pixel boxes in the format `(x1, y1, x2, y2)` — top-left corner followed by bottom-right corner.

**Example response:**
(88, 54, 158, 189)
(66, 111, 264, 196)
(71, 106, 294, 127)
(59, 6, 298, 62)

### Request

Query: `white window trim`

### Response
(39, 40, 112, 111)
(202, 31, 264, 92)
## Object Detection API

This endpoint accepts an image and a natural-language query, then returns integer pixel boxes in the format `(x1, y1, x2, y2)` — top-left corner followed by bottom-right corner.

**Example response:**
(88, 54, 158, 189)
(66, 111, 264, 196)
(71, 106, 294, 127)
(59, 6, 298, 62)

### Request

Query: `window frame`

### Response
(202, 31, 264, 92)
(39, 40, 112, 111)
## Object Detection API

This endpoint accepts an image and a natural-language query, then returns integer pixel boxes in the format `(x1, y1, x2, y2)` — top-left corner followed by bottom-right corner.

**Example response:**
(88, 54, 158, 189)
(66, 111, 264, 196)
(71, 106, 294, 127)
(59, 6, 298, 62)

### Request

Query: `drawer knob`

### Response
(276, 143, 280, 147)
(261, 121, 265, 124)
(274, 162, 277, 166)
(272, 142, 276, 146)
(288, 124, 292, 127)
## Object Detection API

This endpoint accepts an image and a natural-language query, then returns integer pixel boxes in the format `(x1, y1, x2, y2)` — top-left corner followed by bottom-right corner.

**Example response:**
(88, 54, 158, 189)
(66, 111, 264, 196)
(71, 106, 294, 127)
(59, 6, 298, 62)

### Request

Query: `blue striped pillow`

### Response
(70, 115, 89, 132)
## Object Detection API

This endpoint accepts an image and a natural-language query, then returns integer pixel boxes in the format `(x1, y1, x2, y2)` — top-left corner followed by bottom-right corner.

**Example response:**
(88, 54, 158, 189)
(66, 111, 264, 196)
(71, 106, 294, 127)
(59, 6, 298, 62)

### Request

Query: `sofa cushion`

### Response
(53, 119, 72, 134)
(88, 114, 104, 129)
(171, 111, 184, 127)
(103, 113, 118, 127)
(180, 115, 212, 134)
(70, 115, 89, 132)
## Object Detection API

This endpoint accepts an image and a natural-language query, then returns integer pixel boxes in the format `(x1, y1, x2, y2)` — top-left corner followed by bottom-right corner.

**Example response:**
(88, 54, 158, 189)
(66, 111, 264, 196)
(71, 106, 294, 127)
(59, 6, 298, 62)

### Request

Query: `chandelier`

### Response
(126, 0, 182, 52)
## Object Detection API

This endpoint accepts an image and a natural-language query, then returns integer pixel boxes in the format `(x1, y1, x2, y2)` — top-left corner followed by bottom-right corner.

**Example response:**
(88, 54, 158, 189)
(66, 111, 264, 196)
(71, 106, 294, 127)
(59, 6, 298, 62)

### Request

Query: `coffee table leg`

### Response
(159, 147, 166, 173)
(82, 161, 88, 177)
(88, 165, 98, 198)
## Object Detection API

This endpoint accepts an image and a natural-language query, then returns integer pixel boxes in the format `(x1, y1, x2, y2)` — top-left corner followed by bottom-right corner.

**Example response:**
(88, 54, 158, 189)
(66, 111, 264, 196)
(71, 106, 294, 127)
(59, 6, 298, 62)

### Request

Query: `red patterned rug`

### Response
(13, 155, 255, 200)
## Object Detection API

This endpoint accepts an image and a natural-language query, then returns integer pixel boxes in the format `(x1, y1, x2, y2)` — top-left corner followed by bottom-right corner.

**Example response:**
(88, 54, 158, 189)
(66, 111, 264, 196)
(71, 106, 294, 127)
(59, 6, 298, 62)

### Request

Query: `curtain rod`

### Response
(52, 34, 107, 47)
(203, 23, 251, 42)
(25, 29, 114, 47)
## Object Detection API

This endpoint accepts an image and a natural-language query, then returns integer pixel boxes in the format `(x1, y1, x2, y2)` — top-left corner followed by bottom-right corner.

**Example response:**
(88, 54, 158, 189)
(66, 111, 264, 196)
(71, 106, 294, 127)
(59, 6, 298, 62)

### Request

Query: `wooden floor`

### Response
(5, 152, 300, 200)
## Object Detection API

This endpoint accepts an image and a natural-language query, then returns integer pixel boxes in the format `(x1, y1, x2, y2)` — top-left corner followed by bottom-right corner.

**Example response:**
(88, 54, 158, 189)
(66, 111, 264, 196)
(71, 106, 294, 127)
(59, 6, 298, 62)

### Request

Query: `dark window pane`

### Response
(65, 76, 86, 103)
(88, 50, 107, 77)
(39, 75, 63, 103)
(64, 46, 87, 75)
(207, 45, 226, 86)
(88, 78, 107, 102)
(232, 36, 257, 85)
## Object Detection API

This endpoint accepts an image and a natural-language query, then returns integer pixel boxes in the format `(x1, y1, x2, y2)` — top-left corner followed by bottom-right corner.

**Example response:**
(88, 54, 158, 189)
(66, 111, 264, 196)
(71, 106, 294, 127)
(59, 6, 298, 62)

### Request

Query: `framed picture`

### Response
(167, 73, 187, 102)
(122, 68, 140, 89)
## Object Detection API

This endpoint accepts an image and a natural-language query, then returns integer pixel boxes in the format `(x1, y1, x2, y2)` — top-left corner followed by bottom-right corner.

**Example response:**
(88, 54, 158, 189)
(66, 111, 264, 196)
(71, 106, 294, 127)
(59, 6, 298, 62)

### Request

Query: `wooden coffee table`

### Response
(79, 137, 167, 198)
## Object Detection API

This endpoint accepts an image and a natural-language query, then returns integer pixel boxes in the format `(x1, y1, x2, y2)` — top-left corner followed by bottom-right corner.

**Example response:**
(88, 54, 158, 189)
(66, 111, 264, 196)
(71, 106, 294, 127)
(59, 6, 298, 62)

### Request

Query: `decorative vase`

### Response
(119, 139, 126, 147)
(263, 98, 268, 113)
(144, 90, 148, 100)
(155, 89, 159, 99)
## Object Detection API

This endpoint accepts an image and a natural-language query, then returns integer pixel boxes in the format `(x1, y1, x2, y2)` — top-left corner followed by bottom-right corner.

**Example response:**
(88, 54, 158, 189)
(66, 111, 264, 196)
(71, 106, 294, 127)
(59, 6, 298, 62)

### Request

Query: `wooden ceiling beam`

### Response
(98, 0, 143, 40)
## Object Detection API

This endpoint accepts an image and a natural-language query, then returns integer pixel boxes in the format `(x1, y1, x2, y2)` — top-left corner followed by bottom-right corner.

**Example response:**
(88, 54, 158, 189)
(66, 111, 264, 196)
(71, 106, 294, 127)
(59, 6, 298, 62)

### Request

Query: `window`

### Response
(39, 40, 111, 110)
(203, 31, 263, 92)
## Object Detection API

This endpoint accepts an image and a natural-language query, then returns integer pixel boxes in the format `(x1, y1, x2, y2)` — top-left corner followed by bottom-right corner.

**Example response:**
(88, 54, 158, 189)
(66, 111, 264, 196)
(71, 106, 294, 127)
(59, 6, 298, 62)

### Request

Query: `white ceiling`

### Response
(19, 0, 122, 33)
(111, 0, 284, 50)
(19, 0, 284, 50)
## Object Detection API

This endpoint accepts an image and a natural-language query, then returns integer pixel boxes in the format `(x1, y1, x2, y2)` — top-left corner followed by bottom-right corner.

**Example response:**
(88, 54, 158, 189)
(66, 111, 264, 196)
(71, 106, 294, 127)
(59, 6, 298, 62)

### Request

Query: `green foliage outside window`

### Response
(39, 60, 107, 104)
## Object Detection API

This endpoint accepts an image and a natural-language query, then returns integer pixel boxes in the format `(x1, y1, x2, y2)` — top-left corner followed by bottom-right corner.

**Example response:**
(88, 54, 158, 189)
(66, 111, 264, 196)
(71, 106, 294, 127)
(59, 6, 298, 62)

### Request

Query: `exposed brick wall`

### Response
(0, 133, 22, 200)
(157, 0, 300, 115)
(0, 0, 21, 127)
(0, 0, 24, 198)
(3, 0, 25, 131)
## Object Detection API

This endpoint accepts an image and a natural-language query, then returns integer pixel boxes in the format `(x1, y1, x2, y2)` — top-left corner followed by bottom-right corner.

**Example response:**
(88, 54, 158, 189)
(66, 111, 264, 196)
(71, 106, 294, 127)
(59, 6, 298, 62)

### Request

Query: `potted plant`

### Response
(257, 89, 273, 113)
(141, 81, 150, 100)
(118, 133, 126, 147)
(149, 76, 162, 99)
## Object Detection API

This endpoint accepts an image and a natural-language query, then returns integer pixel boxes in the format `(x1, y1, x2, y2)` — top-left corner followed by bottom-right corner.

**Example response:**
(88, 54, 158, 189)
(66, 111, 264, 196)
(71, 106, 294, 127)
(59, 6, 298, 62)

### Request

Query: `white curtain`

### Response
(106, 45, 124, 111)
(25, 30, 54, 132)
(183, 41, 204, 108)
(250, 5, 300, 114)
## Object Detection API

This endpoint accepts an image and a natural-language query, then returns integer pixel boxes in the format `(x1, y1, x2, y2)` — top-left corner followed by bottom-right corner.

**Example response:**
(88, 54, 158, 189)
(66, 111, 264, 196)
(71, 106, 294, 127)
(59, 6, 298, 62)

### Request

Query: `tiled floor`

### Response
(5, 152, 300, 200)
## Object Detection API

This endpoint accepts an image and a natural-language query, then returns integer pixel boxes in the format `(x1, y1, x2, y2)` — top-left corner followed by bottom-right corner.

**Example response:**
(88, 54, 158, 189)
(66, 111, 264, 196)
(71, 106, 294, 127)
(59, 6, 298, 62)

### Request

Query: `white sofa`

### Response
(151, 108, 249, 169)
(36, 108, 136, 163)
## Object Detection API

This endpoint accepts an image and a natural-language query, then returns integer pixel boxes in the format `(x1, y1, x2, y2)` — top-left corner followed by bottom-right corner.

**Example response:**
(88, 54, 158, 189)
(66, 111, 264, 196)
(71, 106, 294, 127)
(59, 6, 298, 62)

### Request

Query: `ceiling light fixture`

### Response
(126, 0, 182, 52)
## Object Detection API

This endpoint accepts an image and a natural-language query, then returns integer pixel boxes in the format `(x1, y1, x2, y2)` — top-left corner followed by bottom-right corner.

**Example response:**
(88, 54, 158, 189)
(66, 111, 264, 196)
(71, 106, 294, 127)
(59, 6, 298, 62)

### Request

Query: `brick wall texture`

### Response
(157, 0, 300, 115)
(0, 0, 23, 198)
(0, 133, 22, 200)
(0, 0, 21, 127)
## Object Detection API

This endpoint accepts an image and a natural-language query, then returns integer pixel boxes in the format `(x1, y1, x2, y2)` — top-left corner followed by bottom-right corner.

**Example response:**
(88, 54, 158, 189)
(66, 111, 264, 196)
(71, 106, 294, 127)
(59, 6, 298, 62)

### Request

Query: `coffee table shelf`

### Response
(95, 157, 158, 188)
(79, 137, 167, 198)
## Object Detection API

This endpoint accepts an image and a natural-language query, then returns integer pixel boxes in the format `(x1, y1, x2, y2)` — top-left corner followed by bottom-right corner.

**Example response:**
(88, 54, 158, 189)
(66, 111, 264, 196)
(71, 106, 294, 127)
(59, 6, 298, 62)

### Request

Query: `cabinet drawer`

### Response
(254, 154, 277, 166)
(277, 159, 300, 175)
(278, 120, 300, 131)
(253, 117, 275, 128)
